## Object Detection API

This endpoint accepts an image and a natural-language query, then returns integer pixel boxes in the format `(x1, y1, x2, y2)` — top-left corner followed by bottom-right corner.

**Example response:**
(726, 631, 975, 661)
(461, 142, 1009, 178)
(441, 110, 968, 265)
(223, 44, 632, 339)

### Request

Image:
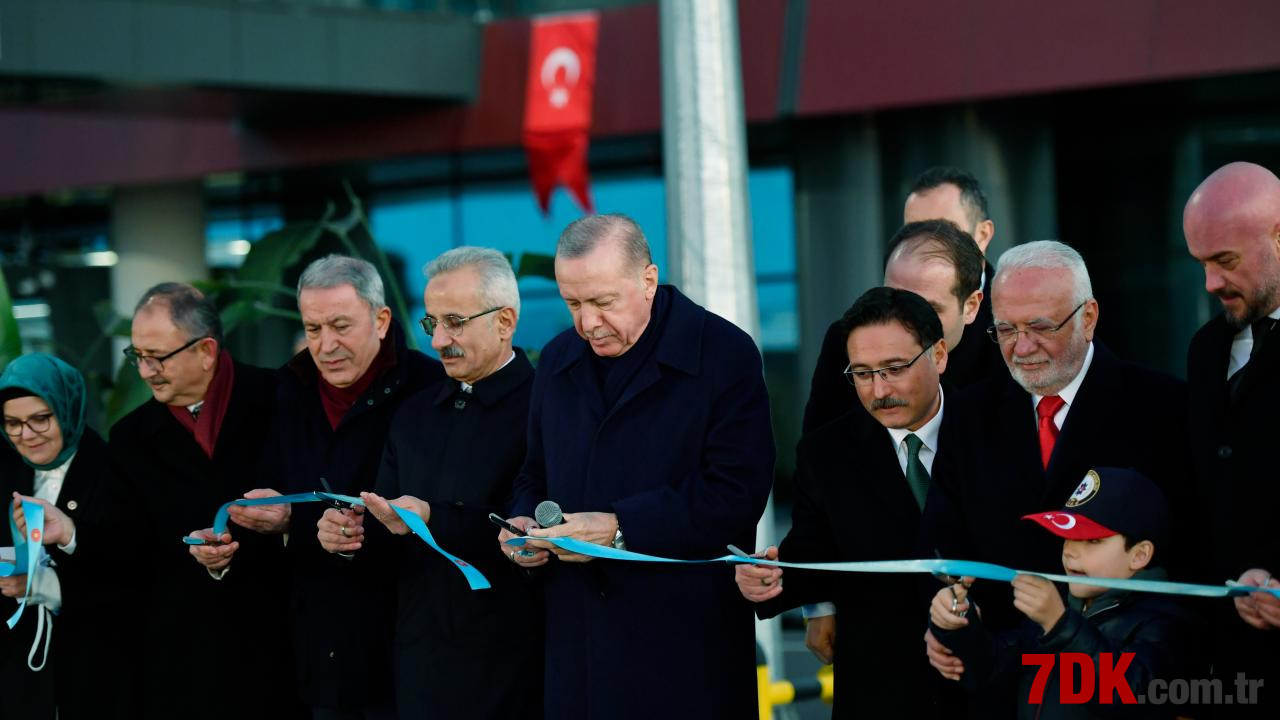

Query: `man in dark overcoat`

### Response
(230, 254, 442, 720)
(500, 213, 775, 720)
(110, 282, 294, 719)
(1183, 161, 1280, 713)
(736, 286, 957, 719)
(356, 246, 542, 719)
(923, 242, 1191, 715)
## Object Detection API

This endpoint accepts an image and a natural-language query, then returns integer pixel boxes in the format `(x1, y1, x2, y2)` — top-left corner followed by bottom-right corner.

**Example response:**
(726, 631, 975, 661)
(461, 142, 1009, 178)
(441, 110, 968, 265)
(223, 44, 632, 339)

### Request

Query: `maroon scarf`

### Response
(317, 338, 394, 430)
(167, 349, 235, 458)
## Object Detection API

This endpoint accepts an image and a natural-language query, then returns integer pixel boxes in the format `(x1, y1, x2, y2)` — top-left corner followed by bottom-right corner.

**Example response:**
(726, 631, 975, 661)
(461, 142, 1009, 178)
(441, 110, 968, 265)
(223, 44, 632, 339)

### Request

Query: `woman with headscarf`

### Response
(1, 352, 132, 719)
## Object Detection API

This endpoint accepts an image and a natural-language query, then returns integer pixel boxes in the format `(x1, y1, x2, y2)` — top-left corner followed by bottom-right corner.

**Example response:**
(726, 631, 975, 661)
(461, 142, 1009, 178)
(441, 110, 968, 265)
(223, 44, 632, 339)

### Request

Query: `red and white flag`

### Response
(523, 13, 598, 214)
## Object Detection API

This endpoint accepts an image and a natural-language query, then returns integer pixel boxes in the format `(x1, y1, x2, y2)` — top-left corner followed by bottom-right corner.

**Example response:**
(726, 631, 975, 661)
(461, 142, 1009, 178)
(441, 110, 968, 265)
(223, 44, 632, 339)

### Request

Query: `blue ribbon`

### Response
(1, 500, 44, 628)
(505, 537, 1280, 600)
(184, 492, 490, 591)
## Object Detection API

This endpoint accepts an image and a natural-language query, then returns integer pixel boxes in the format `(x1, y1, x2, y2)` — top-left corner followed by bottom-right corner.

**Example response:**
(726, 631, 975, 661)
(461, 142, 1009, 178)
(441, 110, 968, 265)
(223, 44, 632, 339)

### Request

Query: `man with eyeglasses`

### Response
(1183, 161, 1280, 712)
(736, 286, 954, 719)
(333, 247, 543, 718)
(922, 241, 1190, 714)
(106, 282, 296, 718)
(799, 218, 1006, 666)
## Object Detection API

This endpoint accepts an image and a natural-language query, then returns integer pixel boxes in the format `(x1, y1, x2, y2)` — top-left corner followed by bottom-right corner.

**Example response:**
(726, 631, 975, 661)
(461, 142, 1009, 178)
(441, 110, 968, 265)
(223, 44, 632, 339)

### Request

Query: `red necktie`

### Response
(1036, 395, 1066, 469)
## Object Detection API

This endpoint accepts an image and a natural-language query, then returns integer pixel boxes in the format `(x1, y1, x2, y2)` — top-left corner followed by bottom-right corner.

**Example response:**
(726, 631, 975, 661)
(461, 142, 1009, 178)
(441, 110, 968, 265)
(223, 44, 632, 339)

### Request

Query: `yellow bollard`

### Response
(757, 664, 799, 720)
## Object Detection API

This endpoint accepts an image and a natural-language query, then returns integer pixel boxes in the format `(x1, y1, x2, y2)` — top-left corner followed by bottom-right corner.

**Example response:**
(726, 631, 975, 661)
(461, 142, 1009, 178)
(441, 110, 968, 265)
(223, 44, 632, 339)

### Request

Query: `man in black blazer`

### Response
(804, 166, 1000, 432)
(110, 283, 295, 719)
(1183, 161, 1280, 710)
(225, 255, 442, 720)
(354, 247, 542, 719)
(737, 286, 953, 719)
(923, 242, 1191, 713)
(800, 218, 1004, 662)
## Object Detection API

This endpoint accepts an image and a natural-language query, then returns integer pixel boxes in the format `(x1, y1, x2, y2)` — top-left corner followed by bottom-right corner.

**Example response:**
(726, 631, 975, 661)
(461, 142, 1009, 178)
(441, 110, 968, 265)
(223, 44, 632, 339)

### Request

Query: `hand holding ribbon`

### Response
(12, 493, 73, 548)
(360, 492, 430, 536)
(318, 506, 365, 554)
(1233, 568, 1280, 631)
(524, 511, 618, 563)
(496, 517, 549, 568)
(188, 529, 237, 571)
(734, 545, 783, 603)
(226, 488, 291, 534)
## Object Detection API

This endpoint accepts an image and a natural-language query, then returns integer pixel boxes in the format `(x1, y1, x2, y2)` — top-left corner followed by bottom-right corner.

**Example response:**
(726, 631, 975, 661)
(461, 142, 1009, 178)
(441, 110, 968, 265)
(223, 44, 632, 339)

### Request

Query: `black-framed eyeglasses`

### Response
(122, 335, 210, 373)
(986, 301, 1087, 346)
(844, 344, 933, 387)
(2, 412, 53, 438)
(420, 307, 502, 337)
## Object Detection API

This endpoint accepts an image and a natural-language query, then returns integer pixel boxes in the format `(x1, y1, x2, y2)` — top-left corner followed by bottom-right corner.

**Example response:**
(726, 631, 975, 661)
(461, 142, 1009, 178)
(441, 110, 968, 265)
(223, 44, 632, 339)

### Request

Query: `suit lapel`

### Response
(608, 360, 663, 421)
(993, 376, 1045, 504)
(567, 356, 606, 423)
(848, 418, 920, 524)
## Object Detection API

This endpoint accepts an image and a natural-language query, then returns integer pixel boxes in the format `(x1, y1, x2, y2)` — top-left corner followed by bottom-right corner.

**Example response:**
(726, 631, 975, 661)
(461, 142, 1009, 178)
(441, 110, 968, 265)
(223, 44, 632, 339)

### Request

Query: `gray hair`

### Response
(557, 213, 653, 270)
(297, 254, 387, 315)
(134, 282, 224, 345)
(424, 246, 521, 317)
(994, 240, 1093, 304)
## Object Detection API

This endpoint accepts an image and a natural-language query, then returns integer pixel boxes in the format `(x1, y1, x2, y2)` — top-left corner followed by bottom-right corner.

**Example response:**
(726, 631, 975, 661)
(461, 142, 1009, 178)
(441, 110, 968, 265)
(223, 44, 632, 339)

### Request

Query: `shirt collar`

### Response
(34, 451, 75, 485)
(460, 350, 516, 394)
(1232, 305, 1280, 342)
(1033, 341, 1094, 409)
(886, 385, 945, 453)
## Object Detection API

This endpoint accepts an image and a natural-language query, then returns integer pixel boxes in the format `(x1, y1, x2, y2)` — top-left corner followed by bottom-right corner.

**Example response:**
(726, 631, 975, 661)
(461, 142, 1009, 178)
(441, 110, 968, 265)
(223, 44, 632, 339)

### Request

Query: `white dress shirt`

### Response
(886, 386, 945, 477)
(805, 388, 945, 621)
(1227, 307, 1280, 379)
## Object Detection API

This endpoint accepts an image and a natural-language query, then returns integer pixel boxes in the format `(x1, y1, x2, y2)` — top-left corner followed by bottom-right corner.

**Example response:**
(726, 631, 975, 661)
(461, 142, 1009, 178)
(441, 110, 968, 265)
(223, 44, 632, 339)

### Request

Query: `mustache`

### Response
(440, 346, 465, 358)
(871, 397, 908, 410)
(317, 350, 352, 363)
(1013, 355, 1050, 367)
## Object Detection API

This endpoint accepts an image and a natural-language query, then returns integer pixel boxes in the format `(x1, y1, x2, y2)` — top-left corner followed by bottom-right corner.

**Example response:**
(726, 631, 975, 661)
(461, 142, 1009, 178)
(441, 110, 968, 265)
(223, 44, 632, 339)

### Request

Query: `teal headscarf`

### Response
(0, 353, 86, 471)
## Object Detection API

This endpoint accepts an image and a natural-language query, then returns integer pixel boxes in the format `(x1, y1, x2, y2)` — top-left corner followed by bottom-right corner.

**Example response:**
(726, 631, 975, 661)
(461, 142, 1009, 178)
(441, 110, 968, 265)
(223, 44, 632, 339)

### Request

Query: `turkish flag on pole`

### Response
(523, 13, 598, 214)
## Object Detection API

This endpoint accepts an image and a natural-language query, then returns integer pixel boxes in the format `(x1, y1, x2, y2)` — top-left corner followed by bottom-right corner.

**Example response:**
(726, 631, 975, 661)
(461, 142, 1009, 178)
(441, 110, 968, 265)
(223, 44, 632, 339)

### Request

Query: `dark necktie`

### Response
(904, 433, 930, 511)
(1229, 317, 1276, 403)
(1036, 395, 1065, 470)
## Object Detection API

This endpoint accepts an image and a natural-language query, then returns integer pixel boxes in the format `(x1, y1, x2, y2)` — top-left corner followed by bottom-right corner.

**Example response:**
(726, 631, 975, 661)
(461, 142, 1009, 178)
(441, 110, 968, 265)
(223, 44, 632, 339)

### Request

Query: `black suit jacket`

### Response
(802, 267, 1004, 433)
(1186, 313, 1280, 705)
(927, 342, 1191, 632)
(102, 361, 294, 720)
(757, 408, 949, 719)
(375, 350, 542, 719)
(0, 429, 133, 720)
(270, 321, 443, 711)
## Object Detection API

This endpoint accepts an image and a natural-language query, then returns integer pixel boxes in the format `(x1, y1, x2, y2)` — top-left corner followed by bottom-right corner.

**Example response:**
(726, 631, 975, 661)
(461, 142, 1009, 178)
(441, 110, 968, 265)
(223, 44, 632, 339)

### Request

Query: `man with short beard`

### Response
(1183, 161, 1280, 711)
(922, 241, 1191, 714)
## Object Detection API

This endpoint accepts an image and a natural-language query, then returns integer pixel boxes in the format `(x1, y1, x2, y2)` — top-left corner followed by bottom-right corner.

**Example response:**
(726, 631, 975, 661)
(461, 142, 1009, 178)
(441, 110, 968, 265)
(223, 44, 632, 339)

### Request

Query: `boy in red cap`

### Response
(929, 467, 1195, 718)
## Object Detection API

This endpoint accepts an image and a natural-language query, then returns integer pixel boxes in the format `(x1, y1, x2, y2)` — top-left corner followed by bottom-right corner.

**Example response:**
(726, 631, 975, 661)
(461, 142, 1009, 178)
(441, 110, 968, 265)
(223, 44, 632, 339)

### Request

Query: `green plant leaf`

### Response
(516, 252, 557, 281)
(0, 267, 22, 371)
(237, 222, 326, 286)
(103, 361, 152, 429)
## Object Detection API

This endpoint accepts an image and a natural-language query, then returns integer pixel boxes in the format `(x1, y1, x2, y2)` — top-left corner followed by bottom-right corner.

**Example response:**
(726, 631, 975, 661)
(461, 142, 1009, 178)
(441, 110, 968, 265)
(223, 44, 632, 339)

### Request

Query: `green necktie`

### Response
(904, 433, 930, 511)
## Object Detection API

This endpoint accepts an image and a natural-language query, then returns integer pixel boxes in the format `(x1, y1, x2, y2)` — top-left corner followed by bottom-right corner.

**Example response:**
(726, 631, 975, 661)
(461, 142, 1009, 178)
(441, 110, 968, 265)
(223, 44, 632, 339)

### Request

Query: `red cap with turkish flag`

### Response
(1023, 467, 1169, 545)
(523, 13, 598, 214)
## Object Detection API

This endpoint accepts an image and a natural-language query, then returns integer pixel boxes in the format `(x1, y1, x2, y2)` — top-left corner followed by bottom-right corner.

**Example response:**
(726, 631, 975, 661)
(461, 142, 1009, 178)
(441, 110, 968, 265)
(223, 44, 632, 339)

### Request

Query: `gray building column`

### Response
(793, 116, 886, 387)
(110, 181, 207, 335)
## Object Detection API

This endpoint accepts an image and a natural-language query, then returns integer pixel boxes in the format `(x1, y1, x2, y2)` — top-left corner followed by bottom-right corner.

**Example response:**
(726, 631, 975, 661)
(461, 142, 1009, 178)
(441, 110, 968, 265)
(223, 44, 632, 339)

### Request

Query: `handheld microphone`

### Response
(534, 500, 564, 528)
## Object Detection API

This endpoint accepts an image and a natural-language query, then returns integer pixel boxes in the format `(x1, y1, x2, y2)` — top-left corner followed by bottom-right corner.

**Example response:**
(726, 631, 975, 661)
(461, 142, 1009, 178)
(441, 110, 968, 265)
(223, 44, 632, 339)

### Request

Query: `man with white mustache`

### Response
(922, 241, 1192, 715)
